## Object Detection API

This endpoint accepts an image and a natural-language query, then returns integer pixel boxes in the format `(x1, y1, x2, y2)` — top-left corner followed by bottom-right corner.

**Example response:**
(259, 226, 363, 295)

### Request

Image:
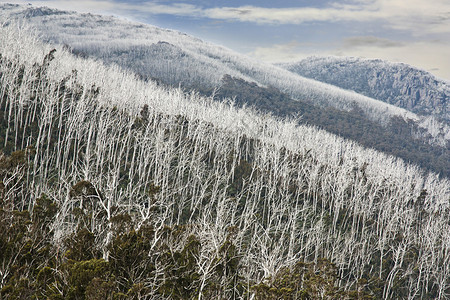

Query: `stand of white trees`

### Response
(1, 3, 448, 147)
(0, 25, 449, 299)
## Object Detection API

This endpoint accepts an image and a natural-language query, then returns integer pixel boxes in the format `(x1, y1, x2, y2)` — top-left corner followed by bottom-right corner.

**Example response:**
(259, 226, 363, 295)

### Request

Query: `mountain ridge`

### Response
(279, 56, 450, 122)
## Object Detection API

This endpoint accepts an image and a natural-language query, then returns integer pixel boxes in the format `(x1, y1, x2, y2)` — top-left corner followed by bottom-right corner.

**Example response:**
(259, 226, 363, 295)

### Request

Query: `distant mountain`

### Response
(280, 56, 450, 122)
(1, 3, 448, 177)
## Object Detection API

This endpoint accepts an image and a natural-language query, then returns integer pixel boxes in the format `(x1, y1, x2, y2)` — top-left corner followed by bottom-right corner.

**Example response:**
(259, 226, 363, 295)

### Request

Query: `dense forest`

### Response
(0, 25, 449, 300)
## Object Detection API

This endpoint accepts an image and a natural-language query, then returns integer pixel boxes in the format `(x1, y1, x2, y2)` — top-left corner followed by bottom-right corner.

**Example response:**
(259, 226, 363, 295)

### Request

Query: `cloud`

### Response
(342, 36, 405, 49)
(203, 5, 378, 24)
(248, 41, 320, 63)
(7, 0, 203, 16)
(206, 1, 450, 39)
(5, 0, 121, 13)
(10, 0, 450, 36)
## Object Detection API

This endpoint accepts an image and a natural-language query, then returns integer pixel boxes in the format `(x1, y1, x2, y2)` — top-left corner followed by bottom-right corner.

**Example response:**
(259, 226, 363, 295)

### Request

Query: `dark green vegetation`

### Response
(0, 147, 444, 299)
(0, 144, 373, 299)
(0, 161, 371, 299)
(194, 75, 450, 178)
(0, 155, 373, 300)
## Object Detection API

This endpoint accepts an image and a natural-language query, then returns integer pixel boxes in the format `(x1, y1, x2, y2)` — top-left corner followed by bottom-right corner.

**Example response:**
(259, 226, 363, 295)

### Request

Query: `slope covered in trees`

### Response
(1, 3, 449, 152)
(197, 75, 450, 177)
(0, 24, 450, 300)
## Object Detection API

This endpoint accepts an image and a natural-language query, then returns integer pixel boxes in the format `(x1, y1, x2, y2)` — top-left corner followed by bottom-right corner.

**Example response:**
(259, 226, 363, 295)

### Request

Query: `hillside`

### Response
(280, 56, 450, 123)
(199, 75, 450, 177)
(1, 3, 449, 153)
(1, 4, 449, 178)
(1, 22, 450, 299)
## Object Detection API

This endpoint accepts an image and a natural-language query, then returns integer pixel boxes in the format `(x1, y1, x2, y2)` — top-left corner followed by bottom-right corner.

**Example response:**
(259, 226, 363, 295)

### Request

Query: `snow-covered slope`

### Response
(1, 3, 448, 147)
(280, 56, 450, 122)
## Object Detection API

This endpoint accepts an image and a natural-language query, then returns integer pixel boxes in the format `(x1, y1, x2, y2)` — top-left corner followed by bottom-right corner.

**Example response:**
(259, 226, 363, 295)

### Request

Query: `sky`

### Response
(5, 0, 450, 81)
